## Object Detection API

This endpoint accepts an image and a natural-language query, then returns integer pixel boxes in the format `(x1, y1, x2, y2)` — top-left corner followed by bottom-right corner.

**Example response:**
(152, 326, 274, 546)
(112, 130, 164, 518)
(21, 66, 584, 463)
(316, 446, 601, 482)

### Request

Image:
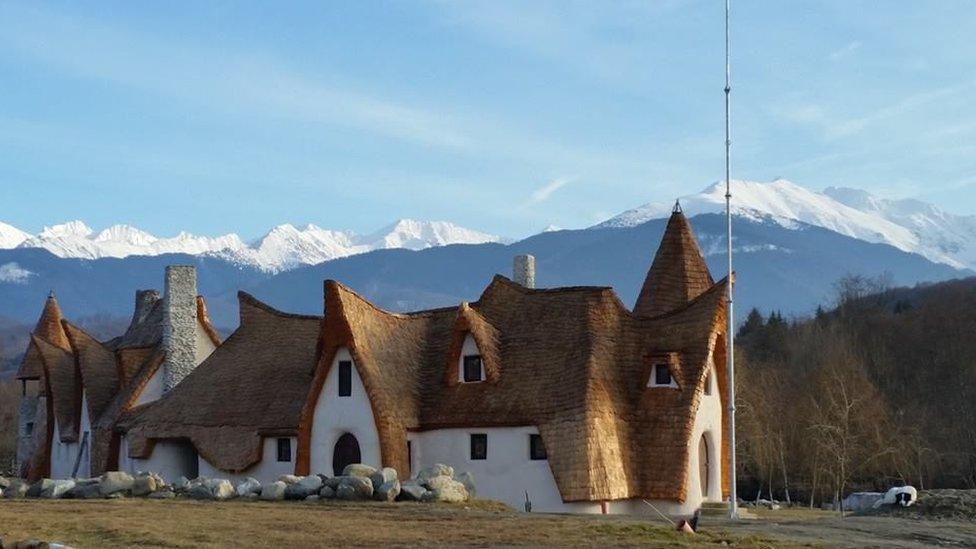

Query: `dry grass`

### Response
(0, 499, 789, 548)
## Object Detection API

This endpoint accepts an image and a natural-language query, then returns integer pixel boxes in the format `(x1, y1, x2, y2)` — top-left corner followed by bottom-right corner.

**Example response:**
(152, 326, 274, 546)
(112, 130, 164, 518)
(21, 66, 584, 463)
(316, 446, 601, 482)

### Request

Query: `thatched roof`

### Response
(633, 208, 714, 317)
(120, 292, 321, 471)
(17, 293, 71, 380)
(293, 272, 728, 502)
(32, 335, 80, 443)
(63, 322, 121, 427)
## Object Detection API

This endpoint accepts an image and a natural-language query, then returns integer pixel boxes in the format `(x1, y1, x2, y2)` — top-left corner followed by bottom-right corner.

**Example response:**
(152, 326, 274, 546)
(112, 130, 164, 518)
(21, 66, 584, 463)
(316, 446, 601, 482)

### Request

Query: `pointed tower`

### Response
(633, 202, 714, 317)
(17, 291, 71, 380)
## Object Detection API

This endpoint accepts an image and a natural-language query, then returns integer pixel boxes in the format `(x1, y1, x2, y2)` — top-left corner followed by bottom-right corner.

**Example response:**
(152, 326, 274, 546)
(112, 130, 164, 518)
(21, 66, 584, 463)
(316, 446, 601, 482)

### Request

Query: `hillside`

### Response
(736, 275, 976, 503)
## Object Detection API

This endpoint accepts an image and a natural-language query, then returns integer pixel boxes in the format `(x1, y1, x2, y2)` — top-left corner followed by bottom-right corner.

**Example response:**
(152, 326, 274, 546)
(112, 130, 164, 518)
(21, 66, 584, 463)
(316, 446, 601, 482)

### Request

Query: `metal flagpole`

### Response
(724, 0, 738, 521)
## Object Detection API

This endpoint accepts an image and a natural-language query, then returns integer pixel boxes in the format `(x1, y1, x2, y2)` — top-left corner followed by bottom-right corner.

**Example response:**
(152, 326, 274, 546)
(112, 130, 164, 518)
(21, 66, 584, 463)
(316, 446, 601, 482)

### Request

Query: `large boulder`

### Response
(27, 479, 55, 498)
(3, 479, 29, 499)
(99, 471, 135, 496)
(337, 476, 373, 500)
(278, 474, 302, 485)
(370, 468, 397, 491)
(322, 476, 343, 490)
(453, 471, 476, 499)
(298, 475, 324, 492)
(416, 464, 453, 484)
(41, 479, 75, 499)
(319, 486, 336, 499)
(66, 483, 103, 500)
(375, 480, 400, 502)
(342, 464, 377, 478)
(131, 476, 159, 497)
(172, 476, 190, 493)
(206, 479, 235, 500)
(398, 482, 428, 502)
(187, 484, 214, 500)
(235, 478, 262, 498)
(260, 481, 287, 501)
(424, 476, 469, 503)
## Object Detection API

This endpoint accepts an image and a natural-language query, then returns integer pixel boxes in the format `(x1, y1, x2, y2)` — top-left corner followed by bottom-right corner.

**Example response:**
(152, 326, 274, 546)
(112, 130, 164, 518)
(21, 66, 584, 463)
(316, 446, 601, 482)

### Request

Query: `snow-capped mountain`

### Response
(597, 179, 973, 270)
(0, 221, 29, 248)
(0, 219, 503, 272)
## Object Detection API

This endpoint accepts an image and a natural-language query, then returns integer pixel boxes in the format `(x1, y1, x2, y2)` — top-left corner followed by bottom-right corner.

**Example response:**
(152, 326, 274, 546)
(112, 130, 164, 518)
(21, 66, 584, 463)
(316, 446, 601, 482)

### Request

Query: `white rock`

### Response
(260, 481, 287, 501)
(41, 479, 75, 499)
(235, 477, 262, 497)
(417, 464, 454, 484)
(99, 471, 135, 496)
(278, 474, 303, 485)
(376, 480, 400, 502)
(342, 464, 377, 478)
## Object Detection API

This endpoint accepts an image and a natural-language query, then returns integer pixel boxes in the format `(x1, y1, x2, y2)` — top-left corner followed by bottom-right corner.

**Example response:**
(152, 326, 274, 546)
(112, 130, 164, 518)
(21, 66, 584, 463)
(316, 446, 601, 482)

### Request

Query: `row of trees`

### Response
(735, 274, 976, 505)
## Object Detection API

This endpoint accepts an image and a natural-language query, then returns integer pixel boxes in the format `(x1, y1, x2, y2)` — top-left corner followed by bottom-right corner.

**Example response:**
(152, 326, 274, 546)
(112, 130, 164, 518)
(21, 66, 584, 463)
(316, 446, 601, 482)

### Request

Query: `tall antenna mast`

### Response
(724, 0, 738, 521)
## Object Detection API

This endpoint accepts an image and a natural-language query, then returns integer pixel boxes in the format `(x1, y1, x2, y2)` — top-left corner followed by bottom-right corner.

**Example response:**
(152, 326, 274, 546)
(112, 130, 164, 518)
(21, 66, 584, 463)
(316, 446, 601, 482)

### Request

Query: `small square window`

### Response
(338, 360, 352, 397)
(25, 422, 34, 436)
(655, 364, 672, 386)
(276, 438, 292, 462)
(470, 433, 487, 460)
(529, 434, 547, 460)
(463, 355, 483, 383)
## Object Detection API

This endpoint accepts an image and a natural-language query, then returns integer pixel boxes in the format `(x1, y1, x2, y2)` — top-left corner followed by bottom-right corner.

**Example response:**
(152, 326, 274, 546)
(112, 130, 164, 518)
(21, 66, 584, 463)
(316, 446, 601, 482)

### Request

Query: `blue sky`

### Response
(1, 1, 974, 240)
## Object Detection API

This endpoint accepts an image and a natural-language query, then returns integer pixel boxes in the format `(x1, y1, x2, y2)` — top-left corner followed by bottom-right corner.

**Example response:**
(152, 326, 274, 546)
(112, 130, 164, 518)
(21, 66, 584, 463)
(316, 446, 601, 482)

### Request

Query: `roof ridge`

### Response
(238, 290, 321, 320)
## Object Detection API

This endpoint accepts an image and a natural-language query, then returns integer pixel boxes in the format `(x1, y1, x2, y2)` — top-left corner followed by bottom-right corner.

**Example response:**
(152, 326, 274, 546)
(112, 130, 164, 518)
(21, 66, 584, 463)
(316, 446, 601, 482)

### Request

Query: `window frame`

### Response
(462, 354, 485, 383)
(529, 433, 547, 461)
(276, 437, 292, 463)
(338, 360, 353, 397)
(648, 363, 679, 388)
(470, 433, 488, 460)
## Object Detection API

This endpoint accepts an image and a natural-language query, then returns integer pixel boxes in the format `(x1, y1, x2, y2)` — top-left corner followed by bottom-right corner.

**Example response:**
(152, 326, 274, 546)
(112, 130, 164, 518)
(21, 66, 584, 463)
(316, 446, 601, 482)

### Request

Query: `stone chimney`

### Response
(513, 254, 536, 289)
(162, 265, 198, 392)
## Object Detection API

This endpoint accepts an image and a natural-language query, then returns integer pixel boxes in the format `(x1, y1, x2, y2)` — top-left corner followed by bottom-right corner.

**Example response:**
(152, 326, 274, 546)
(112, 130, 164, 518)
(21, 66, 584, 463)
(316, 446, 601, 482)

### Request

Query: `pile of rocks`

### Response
(0, 463, 474, 505)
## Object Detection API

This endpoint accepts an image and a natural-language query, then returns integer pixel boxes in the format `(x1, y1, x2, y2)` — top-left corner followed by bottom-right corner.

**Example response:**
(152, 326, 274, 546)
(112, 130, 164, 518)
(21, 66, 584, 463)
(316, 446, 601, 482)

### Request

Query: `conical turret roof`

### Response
(633, 205, 714, 317)
(16, 292, 71, 379)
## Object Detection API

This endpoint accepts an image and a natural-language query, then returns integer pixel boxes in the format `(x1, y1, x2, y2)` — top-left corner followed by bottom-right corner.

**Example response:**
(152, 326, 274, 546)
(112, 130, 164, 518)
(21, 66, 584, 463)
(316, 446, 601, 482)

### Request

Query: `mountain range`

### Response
(0, 219, 503, 272)
(0, 179, 972, 348)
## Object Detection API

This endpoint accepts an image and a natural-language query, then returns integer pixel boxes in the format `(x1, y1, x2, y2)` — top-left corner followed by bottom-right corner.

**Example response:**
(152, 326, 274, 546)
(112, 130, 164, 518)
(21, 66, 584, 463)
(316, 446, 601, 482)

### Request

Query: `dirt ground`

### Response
(0, 499, 973, 548)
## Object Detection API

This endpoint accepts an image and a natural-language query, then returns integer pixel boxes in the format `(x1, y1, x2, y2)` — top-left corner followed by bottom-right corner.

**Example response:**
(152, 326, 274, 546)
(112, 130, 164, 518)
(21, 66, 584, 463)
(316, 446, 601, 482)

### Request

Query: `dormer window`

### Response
(462, 355, 484, 383)
(458, 334, 486, 383)
(648, 363, 678, 388)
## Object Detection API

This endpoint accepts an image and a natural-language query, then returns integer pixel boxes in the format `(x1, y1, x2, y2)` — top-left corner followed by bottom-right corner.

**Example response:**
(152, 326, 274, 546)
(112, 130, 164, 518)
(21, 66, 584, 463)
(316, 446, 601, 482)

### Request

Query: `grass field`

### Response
(0, 499, 786, 548)
(3, 499, 976, 548)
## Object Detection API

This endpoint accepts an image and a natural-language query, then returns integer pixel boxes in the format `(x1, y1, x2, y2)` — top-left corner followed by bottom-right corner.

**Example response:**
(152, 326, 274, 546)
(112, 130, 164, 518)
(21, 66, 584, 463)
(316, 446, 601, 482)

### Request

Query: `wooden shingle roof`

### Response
(17, 293, 71, 380)
(633, 208, 714, 317)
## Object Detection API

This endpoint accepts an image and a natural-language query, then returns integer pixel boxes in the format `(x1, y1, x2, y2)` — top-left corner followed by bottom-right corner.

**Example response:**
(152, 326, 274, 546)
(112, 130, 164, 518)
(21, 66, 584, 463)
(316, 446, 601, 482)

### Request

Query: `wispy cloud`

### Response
(528, 177, 573, 205)
(0, 262, 35, 284)
(829, 40, 862, 61)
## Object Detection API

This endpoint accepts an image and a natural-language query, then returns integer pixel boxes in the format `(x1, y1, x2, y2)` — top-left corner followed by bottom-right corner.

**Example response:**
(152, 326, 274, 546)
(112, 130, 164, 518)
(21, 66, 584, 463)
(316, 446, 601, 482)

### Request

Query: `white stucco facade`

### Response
(119, 437, 199, 483)
(197, 437, 297, 484)
(308, 348, 382, 475)
(50, 392, 91, 479)
(408, 426, 567, 512)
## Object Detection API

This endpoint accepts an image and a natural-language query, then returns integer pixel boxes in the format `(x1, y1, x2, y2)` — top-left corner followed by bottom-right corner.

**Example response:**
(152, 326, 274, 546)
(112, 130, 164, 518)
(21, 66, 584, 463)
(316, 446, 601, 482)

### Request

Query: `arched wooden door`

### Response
(333, 433, 362, 476)
(698, 434, 710, 497)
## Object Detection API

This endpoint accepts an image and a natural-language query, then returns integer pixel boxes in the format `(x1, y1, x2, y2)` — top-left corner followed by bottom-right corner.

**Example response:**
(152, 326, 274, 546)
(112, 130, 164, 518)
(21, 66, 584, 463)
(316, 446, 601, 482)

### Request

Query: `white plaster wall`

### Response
(409, 426, 567, 512)
(50, 392, 91, 479)
(194, 320, 217, 366)
(687, 361, 724, 507)
(119, 436, 199, 483)
(457, 334, 484, 382)
(133, 369, 165, 407)
(197, 437, 297, 484)
(309, 348, 382, 475)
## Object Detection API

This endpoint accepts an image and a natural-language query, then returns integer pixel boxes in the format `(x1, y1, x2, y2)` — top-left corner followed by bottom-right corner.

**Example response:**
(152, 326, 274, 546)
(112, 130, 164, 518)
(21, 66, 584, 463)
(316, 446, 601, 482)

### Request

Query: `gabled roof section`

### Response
(17, 292, 71, 379)
(105, 291, 164, 350)
(633, 207, 714, 317)
(63, 321, 120, 425)
(120, 291, 320, 472)
(33, 334, 81, 443)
